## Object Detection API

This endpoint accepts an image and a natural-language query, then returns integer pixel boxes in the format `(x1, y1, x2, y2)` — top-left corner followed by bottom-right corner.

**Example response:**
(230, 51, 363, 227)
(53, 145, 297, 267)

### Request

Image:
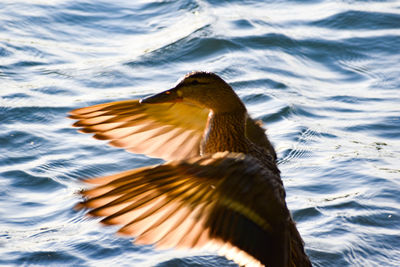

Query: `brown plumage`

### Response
(70, 71, 311, 267)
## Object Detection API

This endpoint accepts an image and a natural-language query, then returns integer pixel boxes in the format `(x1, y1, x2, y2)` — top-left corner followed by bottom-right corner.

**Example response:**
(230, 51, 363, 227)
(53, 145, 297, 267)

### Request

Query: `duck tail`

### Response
(289, 219, 312, 267)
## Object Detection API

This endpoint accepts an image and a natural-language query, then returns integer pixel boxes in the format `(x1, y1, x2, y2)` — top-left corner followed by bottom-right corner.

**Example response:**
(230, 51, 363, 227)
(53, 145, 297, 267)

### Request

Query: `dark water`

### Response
(1, 0, 399, 266)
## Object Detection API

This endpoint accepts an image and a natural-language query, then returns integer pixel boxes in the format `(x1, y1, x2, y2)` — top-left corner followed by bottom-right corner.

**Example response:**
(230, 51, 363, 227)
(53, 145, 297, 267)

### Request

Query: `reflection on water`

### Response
(1, 0, 399, 266)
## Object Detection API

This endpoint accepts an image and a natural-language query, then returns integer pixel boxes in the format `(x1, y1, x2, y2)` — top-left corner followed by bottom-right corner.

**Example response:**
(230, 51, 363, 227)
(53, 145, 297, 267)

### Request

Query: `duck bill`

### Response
(140, 88, 182, 104)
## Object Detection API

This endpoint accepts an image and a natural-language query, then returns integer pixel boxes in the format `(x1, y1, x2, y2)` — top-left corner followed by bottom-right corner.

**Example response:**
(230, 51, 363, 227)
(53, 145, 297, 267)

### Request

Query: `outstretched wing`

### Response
(69, 100, 209, 161)
(69, 100, 276, 161)
(76, 152, 291, 267)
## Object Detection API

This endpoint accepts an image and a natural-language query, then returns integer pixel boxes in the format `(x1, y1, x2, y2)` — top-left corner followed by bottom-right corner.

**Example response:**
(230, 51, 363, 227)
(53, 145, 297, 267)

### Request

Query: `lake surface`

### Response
(1, 0, 399, 266)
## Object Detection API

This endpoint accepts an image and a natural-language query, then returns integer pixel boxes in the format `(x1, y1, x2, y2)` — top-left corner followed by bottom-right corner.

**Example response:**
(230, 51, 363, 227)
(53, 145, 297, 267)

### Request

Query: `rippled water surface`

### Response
(1, 0, 399, 266)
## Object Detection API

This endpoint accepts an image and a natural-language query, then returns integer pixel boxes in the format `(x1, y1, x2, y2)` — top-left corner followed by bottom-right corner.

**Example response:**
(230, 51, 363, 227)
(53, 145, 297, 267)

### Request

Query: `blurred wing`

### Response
(69, 100, 209, 161)
(76, 152, 291, 267)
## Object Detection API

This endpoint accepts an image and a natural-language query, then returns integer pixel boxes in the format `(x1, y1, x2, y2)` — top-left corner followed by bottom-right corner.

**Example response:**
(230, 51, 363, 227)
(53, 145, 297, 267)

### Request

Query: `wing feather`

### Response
(76, 152, 294, 267)
(70, 100, 209, 161)
(70, 100, 276, 161)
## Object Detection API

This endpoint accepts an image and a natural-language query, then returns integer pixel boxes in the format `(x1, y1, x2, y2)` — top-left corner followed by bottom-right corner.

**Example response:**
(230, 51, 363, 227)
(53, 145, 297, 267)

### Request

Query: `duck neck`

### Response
(201, 110, 248, 155)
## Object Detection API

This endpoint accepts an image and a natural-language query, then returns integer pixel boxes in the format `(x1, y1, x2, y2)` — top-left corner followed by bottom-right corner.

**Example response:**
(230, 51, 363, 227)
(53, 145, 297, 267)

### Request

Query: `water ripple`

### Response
(311, 10, 400, 30)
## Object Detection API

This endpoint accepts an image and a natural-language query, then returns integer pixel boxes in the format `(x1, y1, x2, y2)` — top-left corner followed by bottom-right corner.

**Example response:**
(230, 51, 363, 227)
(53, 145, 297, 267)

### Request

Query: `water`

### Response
(1, 0, 399, 266)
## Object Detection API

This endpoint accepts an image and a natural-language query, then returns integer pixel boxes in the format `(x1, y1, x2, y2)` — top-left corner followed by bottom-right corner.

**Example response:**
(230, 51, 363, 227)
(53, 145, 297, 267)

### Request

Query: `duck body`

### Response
(202, 109, 279, 174)
(70, 71, 311, 267)
(202, 110, 249, 154)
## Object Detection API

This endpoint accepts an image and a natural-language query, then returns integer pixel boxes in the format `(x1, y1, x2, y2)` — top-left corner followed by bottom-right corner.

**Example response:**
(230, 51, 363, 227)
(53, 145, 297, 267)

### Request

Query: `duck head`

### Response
(140, 71, 246, 114)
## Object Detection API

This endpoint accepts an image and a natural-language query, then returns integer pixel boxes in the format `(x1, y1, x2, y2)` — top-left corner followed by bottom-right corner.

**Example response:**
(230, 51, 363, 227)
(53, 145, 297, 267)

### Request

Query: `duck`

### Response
(69, 71, 311, 267)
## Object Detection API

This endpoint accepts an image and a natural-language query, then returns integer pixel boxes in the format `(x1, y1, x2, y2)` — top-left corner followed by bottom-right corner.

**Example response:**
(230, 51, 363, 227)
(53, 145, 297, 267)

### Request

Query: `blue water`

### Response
(1, 0, 399, 266)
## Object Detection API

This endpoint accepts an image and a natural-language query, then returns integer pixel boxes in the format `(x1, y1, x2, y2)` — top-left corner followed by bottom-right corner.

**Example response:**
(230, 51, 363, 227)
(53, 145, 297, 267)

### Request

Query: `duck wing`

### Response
(69, 100, 275, 161)
(69, 100, 209, 161)
(76, 152, 294, 267)
(245, 117, 277, 160)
